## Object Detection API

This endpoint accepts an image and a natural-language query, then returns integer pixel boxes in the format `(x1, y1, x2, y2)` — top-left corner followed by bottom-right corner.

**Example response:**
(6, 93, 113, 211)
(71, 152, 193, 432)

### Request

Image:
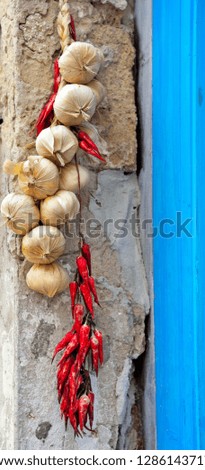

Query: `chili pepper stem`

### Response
(74, 155, 84, 246)
(84, 425, 94, 432)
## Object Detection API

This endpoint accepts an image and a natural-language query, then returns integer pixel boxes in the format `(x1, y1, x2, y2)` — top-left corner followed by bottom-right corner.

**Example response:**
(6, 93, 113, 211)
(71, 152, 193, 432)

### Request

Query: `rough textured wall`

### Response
(0, 0, 150, 450)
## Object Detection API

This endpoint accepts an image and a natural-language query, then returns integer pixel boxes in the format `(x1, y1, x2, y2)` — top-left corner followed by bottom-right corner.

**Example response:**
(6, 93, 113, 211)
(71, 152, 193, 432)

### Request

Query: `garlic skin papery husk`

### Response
(22, 225, 65, 264)
(59, 41, 104, 85)
(59, 163, 90, 193)
(26, 262, 69, 297)
(3, 156, 59, 200)
(36, 125, 78, 167)
(87, 80, 105, 105)
(54, 84, 96, 127)
(40, 190, 80, 226)
(0, 193, 40, 236)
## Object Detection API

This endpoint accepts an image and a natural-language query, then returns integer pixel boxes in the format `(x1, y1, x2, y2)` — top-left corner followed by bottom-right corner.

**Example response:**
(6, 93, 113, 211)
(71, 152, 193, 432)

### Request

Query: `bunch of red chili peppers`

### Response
(52, 241, 103, 436)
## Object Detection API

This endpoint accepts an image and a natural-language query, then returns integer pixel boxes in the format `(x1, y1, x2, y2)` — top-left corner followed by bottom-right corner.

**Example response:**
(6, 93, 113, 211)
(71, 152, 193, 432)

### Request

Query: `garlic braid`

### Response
(57, 1, 73, 52)
(52, 1, 73, 126)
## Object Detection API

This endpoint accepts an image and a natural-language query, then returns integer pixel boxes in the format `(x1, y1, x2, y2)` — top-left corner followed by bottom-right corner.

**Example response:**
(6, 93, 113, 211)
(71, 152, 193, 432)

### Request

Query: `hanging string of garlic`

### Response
(1, 2, 105, 296)
(49, 1, 106, 438)
(57, 0, 72, 52)
(1, 1, 107, 437)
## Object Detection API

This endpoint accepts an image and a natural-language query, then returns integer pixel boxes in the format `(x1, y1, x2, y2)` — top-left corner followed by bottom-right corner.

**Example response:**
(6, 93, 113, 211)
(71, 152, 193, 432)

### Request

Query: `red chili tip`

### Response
(53, 59, 61, 94)
(70, 15, 77, 41)
(77, 131, 98, 152)
(81, 243, 92, 275)
(79, 141, 106, 163)
(84, 425, 93, 432)
(80, 283, 94, 317)
(76, 256, 89, 284)
(69, 281, 79, 317)
(88, 148, 106, 163)
(35, 57, 61, 135)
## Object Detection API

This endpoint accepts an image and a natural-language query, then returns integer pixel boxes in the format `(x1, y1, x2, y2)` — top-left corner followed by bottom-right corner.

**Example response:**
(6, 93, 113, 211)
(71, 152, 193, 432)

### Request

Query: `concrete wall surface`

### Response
(0, 0, 151, 450)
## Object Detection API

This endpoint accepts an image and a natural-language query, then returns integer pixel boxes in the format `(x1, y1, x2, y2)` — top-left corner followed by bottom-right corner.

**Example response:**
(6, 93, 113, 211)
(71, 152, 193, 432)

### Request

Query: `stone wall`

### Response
(0, 0, 150, 449)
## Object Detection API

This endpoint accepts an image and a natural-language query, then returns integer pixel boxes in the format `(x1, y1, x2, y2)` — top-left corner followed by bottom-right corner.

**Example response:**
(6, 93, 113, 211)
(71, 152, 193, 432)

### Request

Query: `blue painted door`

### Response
(153, 0, 205, 449)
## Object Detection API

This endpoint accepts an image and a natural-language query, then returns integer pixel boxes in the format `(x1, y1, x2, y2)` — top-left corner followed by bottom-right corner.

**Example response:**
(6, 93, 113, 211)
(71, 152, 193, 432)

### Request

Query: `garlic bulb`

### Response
(59, 41, 103, 84)
(36, 125, 78, 167)
(4, 156, 59, 200)
(22, 225, 65, 264)
(87, 80, 105, 105)
(54, 84, 96, 127)
(0, 193, 40, 236)
(59, 163, 90, 193)
(26, 262, 69, 297)
(40, 190, 80, 226)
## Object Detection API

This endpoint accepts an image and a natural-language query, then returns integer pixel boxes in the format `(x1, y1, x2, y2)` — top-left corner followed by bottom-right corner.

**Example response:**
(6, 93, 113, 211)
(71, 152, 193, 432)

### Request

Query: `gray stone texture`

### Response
(0, 0, 150, 449)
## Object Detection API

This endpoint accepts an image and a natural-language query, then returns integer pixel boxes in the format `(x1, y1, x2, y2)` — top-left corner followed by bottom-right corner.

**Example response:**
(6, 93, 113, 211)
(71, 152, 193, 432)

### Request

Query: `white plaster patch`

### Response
(100, 0, 127, 10)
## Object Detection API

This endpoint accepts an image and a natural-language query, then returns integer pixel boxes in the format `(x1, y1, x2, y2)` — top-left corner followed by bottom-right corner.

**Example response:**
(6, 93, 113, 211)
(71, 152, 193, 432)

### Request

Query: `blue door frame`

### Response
(153, 0, 205, 449)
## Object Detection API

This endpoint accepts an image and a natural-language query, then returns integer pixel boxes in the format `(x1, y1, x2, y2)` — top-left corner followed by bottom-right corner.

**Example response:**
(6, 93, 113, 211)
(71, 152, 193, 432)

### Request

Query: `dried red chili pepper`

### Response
(53, 58, 60, 93)
(88, 276, 100, 306)
(78, 131, 99, 153)
(60, 379, 70, 418)
(73, 304, 84, 335)
(77, 324, 91, 369)
(69, 281, 78, 317)
(79, 140, 106, 163)
(78, 394, 90, 431)
(57, 333, 79, 367)
(68, 362, 78, 409)
(76, 256, 89, 284)
(79, 323, 90, 350)
(94, 329, 104, 365)
(36, 59, 60, 135)
(80, 282, 94, 317)
(90, 335, 99, 376)
(57, 355, 75, 402)
(81, 242, 92, 275)
(77, 340, 90, 371)
(36, 95, 56, 135)
(69, 408, 78, 433)
(69, 14, 77, 41)
(76, 373, 83, 392)
(60, 394, 68, 418)
(52, 329, 74, 362)
(88, 391, 95, 430)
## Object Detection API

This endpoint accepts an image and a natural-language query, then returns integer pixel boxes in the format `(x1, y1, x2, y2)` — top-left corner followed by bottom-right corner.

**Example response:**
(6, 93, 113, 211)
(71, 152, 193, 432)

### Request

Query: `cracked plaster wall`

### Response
(0, 0, 150, 450)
